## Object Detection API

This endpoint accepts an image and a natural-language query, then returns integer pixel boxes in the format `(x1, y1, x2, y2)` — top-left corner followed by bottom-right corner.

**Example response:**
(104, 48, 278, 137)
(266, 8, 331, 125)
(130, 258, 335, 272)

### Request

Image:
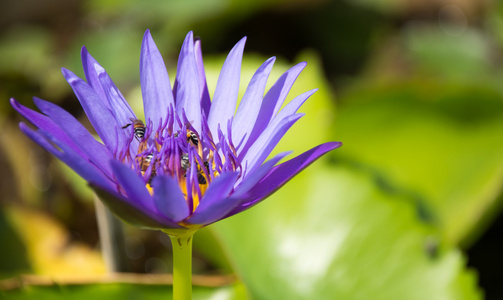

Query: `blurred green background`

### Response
(1, 0, 503, 299)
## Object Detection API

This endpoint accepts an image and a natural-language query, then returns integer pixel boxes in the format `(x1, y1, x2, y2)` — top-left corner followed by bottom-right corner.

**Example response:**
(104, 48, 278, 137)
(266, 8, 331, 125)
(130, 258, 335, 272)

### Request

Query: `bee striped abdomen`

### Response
(187, 131, 198, 146)
(134, 125, 145, 140)
(122, 119, 146, 141)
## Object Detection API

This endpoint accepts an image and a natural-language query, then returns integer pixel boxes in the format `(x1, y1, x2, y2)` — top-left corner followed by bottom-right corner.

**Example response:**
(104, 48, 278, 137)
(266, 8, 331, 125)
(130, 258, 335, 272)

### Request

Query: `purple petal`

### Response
(269, 89, 316, 129)
(232, 151, 290, 198)
(242, 89, 315, 165)
(81, 46, 108, 108)
(186, 171, 239, 225)
(110, 161, 158, 215)
(207, 37, 246, 141)
(91, 184, 182, 230)
(81, 52, 139, 160)
(140, 29, 175, 131)
(61, 68, 118, 151)
(194, 37, 211, 116)
(232, 57, 276, 151)
(268, 62, 306, 116)
(238, 88, 315, 168)
(96, 75, 135, 157)
(240, 62, 306, 157)
(11, 98, 87, 158)
(241, 113, 304, 176)
(174, 31, 201, 133)
(151, 175, 190, 222)
(97, 68, 136, 128)
(32, 97, 114, 177)
(228, 142, 342, 216)
(82, 47, 136, 130)
(19, 122, 114, 188)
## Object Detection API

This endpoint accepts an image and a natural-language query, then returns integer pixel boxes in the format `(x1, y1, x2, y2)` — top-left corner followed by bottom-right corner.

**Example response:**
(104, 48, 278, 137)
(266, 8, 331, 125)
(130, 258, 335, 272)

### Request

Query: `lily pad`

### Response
(212, 160, 481, 299)
(203, 53, 481, 298)
(334, 81, 503, 246)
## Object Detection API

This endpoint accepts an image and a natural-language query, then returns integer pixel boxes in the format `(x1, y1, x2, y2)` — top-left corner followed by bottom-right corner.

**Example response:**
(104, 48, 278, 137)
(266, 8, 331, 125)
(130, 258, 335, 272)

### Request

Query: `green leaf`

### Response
(212, 161, 481, 300)
(194, 50, 338, 273)
(403, 26, 490, 81)
(203, 54, 481, 298)
(334, 81, 503, 246)
(0, 208, 31, 279)
(193, 227, 234, 273)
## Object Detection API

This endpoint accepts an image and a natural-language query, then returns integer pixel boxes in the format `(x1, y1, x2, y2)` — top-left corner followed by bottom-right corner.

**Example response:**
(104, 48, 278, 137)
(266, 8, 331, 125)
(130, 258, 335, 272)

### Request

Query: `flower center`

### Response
(119, 111, 240, 212)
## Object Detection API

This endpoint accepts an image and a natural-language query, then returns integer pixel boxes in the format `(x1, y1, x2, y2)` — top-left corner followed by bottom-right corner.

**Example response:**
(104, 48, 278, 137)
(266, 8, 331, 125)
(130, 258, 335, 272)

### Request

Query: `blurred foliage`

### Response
(4, 205, 105, 277)
(334, 80, 503, 247)
(2, 0, 503, 299)
(214, 159, 481, 300)
(2, 281, 249, 300)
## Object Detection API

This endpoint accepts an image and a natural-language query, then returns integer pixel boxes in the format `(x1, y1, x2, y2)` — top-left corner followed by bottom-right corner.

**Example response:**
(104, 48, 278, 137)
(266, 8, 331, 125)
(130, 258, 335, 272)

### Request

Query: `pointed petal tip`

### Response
(183, 31, 195, 46)
(322, 141, 343, 153)
(18, 121, 31, 133)
(80, 45, 88, 55)
(179, 31, 195, 53)
(185, 31, 194, 40)
(297, 61, 308, 70)
(61, 66, 72, 77)
(228, 141, 344, 216)
(279, 150, 293, 158)
(32, 96, 47, 109)
(10, 98, 25, 114)
(142, 28, 153, 42)
(61, 67, 81, 84)
(258, 56, 276, 72)
(231, 36, 247, 52)
(297, 89, 318, 102)
(32, 97, 62, 116)
(288, 61, 307, 73)
(80, 46, 91, 67)
(79, 47, 106, 74)
(9, 97, 18, 107)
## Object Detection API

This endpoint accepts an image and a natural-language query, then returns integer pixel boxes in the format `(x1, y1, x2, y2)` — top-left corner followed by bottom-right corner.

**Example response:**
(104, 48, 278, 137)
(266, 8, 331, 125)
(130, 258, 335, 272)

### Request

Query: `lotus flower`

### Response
(11, 30, 341, 234)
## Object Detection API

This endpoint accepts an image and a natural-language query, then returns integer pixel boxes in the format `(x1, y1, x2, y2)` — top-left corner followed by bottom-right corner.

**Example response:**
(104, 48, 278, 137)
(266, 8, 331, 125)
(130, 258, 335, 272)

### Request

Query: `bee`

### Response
(140, 153, 154, 172)
(186, 130, 199, 147)
(139, 153, 156, 185)
(174, 130, 198, 146)
(181, 153, 190, 170)
(197, 172, 207, 185)
(122, 118, 146, 141)
(180, 153, 207, 185)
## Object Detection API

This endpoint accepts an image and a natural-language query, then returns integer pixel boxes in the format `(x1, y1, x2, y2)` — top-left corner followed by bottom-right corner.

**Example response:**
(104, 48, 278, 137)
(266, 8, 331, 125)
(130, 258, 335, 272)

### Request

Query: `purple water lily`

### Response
(11, 30, 341, 232)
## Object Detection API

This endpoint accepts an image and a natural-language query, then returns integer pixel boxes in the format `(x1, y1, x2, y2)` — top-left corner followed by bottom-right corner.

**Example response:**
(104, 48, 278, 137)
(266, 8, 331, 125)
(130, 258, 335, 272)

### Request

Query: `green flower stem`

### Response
(169, 232, 194, 300)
